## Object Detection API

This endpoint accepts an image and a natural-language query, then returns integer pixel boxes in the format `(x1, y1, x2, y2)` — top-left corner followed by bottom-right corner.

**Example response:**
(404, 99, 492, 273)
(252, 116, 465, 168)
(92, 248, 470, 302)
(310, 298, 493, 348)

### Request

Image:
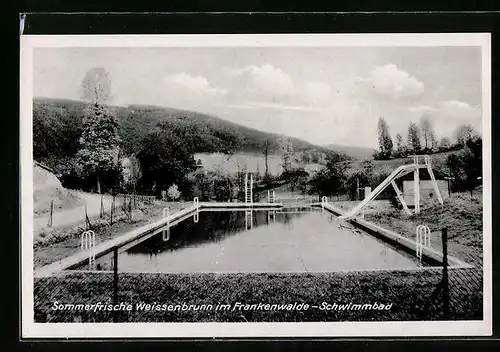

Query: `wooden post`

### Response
(128, 197, 132, 220)
(113, 247, 119, 322)
(100, 194, 104, 218)
(110, 196, 115, 225)
(48, 200, 53, 227)
(442, 228, 449, 319)
(85, 204, 89, 229)
(356, 177, 360, 200)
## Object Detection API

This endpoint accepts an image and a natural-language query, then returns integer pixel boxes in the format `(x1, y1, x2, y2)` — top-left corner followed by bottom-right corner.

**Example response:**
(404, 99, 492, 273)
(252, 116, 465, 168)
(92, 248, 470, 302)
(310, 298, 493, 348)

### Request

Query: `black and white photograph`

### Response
(21, 33, 492, 338)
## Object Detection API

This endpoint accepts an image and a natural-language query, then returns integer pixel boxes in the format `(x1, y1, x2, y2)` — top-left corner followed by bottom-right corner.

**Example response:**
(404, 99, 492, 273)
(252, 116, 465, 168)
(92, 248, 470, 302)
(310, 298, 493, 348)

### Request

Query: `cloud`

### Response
(220, 101, 326, 112)
(163, 73, 227, 97)
(365, 64, 424, 99)
(404, 100, 481, 138)
(438, 100, 479, 114)
(225, 63, 295, 102)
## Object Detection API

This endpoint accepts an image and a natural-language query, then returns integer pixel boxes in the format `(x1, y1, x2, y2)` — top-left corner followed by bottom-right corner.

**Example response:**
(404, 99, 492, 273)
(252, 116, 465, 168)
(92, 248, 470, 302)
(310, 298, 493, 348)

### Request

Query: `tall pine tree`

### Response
(420, 116, 436, 151)
(76, 68, 121, 193)
(377, 117, 393, 159)
(407, 122, 422, 154)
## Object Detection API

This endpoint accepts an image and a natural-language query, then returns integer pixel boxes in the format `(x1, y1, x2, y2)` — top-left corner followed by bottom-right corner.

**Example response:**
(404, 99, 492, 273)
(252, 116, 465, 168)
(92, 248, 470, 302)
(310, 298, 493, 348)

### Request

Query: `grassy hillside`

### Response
(33, 98, 333, 164)
(325, 144, 375, 161)
(347, 151, 456, 176)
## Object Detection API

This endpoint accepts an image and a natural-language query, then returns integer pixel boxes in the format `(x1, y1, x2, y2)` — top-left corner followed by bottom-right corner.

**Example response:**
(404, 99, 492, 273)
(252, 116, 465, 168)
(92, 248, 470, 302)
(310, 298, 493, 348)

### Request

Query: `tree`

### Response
(420, 116, 436, 151)
(394, 133, 406, 157)
(308, 151, 350, 199)
(263, 139, 270, 177)
(81, 67, 111, 104)
(439, 137, 452, 151)
(446, 138, 482, 195)
(278, 136, 294, 173)
(137, 127, 197, 197)
(167, 184, 181, 201)
(281, 167, 309, 192)
(188, 168, 233, 201)
(454, 124, 478, 146)
(76, 103, 121, 193)
(126, 154, 142, 195)
(377, 117, 393, 159)
(407, 122, 422, 154)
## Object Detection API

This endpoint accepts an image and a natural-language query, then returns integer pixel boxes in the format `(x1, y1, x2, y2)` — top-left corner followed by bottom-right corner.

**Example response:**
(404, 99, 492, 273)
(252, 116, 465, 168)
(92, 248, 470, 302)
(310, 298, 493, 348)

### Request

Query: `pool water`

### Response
(94, 208, 421, 273)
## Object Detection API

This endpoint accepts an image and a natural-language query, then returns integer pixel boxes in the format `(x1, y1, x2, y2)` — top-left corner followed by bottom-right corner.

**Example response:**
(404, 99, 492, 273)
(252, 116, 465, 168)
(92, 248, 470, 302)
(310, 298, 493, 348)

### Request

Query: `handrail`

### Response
(80, 230, 96, 268)
(416, 225, 431, 262)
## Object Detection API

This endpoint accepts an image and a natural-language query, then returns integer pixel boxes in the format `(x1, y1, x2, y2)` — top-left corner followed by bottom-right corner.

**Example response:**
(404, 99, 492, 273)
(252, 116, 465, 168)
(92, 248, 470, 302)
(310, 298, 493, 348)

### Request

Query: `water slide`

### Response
(338, 164, 416, 220)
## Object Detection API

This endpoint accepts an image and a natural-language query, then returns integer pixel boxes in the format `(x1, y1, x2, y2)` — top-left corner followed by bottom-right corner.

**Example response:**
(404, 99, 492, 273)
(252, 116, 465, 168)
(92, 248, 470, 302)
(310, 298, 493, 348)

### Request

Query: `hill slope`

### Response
(325, 144, 375, 161)
(33, 98, 335, 162)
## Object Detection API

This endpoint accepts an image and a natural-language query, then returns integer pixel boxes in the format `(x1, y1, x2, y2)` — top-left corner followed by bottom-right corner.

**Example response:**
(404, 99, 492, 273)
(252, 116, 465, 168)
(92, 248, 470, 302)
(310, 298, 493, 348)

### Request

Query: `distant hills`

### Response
(33, 97, 373, 163)
(324, 144, 375, 161)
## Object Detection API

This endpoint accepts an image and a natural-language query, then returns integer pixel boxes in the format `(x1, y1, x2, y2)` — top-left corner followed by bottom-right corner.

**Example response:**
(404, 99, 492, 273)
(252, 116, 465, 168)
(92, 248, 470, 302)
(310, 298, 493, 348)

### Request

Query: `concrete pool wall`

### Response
(35, 201, 471, 278)
(316, 203, 472, 269)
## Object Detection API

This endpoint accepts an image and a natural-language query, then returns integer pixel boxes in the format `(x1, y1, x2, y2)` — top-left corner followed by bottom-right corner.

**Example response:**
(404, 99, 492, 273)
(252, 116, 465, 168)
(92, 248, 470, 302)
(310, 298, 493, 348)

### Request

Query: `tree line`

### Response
(375, 116, 479, 160)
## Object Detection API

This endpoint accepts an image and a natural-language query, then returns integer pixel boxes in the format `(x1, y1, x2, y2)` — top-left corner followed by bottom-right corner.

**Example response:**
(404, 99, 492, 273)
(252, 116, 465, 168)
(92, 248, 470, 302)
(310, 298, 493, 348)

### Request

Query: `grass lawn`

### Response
(361, 192, 483, 266)
(35, 269, 482, 323)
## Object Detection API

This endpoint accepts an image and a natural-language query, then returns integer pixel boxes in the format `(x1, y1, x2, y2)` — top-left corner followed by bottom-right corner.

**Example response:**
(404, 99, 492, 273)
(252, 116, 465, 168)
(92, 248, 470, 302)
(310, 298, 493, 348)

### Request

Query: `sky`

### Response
(33, 46, 483, 148)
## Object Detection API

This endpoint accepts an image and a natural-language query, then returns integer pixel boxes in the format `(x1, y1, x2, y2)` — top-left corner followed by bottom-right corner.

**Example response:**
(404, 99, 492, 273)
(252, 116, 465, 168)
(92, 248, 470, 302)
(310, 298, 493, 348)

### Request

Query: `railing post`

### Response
(442, 228, 449, 319)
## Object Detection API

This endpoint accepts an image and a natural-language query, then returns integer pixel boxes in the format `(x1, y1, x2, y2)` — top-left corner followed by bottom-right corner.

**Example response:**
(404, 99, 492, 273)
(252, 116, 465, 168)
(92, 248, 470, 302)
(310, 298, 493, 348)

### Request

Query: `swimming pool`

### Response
(90, 208, 425, 273)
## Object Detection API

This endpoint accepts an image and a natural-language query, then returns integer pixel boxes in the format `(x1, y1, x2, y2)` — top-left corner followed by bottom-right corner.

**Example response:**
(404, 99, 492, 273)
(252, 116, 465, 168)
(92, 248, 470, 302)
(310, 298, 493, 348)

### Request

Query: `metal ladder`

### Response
(267, 190, 276, 203)
(245, 173, 253, 204)
(81, 230, 96, 268)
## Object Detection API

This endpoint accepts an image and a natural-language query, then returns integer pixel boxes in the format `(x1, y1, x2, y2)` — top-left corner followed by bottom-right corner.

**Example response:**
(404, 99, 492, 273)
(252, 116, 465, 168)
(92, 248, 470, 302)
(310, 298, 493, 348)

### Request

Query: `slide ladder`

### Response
(338, 164, 415, 220)
(424, 155, 444, 204)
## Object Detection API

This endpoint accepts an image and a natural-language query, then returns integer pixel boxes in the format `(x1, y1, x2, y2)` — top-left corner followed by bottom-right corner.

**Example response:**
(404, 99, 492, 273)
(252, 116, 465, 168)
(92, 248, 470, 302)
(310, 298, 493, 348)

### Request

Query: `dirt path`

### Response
(34, 191, 124, 232)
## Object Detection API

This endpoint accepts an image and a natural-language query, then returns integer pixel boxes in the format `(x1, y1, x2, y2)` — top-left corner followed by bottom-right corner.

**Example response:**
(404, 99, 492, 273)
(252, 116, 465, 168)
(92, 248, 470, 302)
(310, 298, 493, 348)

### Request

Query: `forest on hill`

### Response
(33, 97, 329, 163)
(33, 96, 335, 198)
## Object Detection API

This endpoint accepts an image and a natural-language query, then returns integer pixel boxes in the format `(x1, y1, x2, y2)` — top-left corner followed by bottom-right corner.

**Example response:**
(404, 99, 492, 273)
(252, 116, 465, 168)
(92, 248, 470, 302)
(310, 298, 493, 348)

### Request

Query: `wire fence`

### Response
(33, 226, 483, 323)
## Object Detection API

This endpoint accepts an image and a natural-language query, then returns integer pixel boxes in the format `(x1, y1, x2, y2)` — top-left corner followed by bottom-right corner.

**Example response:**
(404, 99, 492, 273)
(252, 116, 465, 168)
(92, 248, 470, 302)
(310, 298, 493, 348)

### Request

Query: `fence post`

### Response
(48, 200, 53, 227)
(128, 197, 132, 221)
(113, 247, 119, 322)
(85, 204, 91, 230)
(99, 195, 103, 218)
(441, 228, 449, 319)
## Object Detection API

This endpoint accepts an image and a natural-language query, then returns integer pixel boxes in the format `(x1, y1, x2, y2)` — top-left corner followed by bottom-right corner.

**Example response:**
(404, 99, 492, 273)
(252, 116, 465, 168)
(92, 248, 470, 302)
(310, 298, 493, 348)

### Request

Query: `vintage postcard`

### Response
(20, 33, 491, 338)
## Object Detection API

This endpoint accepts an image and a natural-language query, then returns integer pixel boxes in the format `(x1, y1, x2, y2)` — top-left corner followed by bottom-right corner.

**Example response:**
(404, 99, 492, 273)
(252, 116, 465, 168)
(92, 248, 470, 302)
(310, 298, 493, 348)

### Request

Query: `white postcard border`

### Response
(21, 33, 492, 338)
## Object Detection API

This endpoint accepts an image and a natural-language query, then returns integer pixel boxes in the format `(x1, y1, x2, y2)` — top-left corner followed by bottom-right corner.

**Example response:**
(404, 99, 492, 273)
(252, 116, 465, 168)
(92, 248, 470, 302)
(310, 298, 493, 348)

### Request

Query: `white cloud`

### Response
(365, 64, 424, 99)
(404, 100, 481, 139)
(225, 63, 295, 101)
(163, 73, 227, 97)
(407, 105, 434, 114)
(439, 100, 479, 115)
